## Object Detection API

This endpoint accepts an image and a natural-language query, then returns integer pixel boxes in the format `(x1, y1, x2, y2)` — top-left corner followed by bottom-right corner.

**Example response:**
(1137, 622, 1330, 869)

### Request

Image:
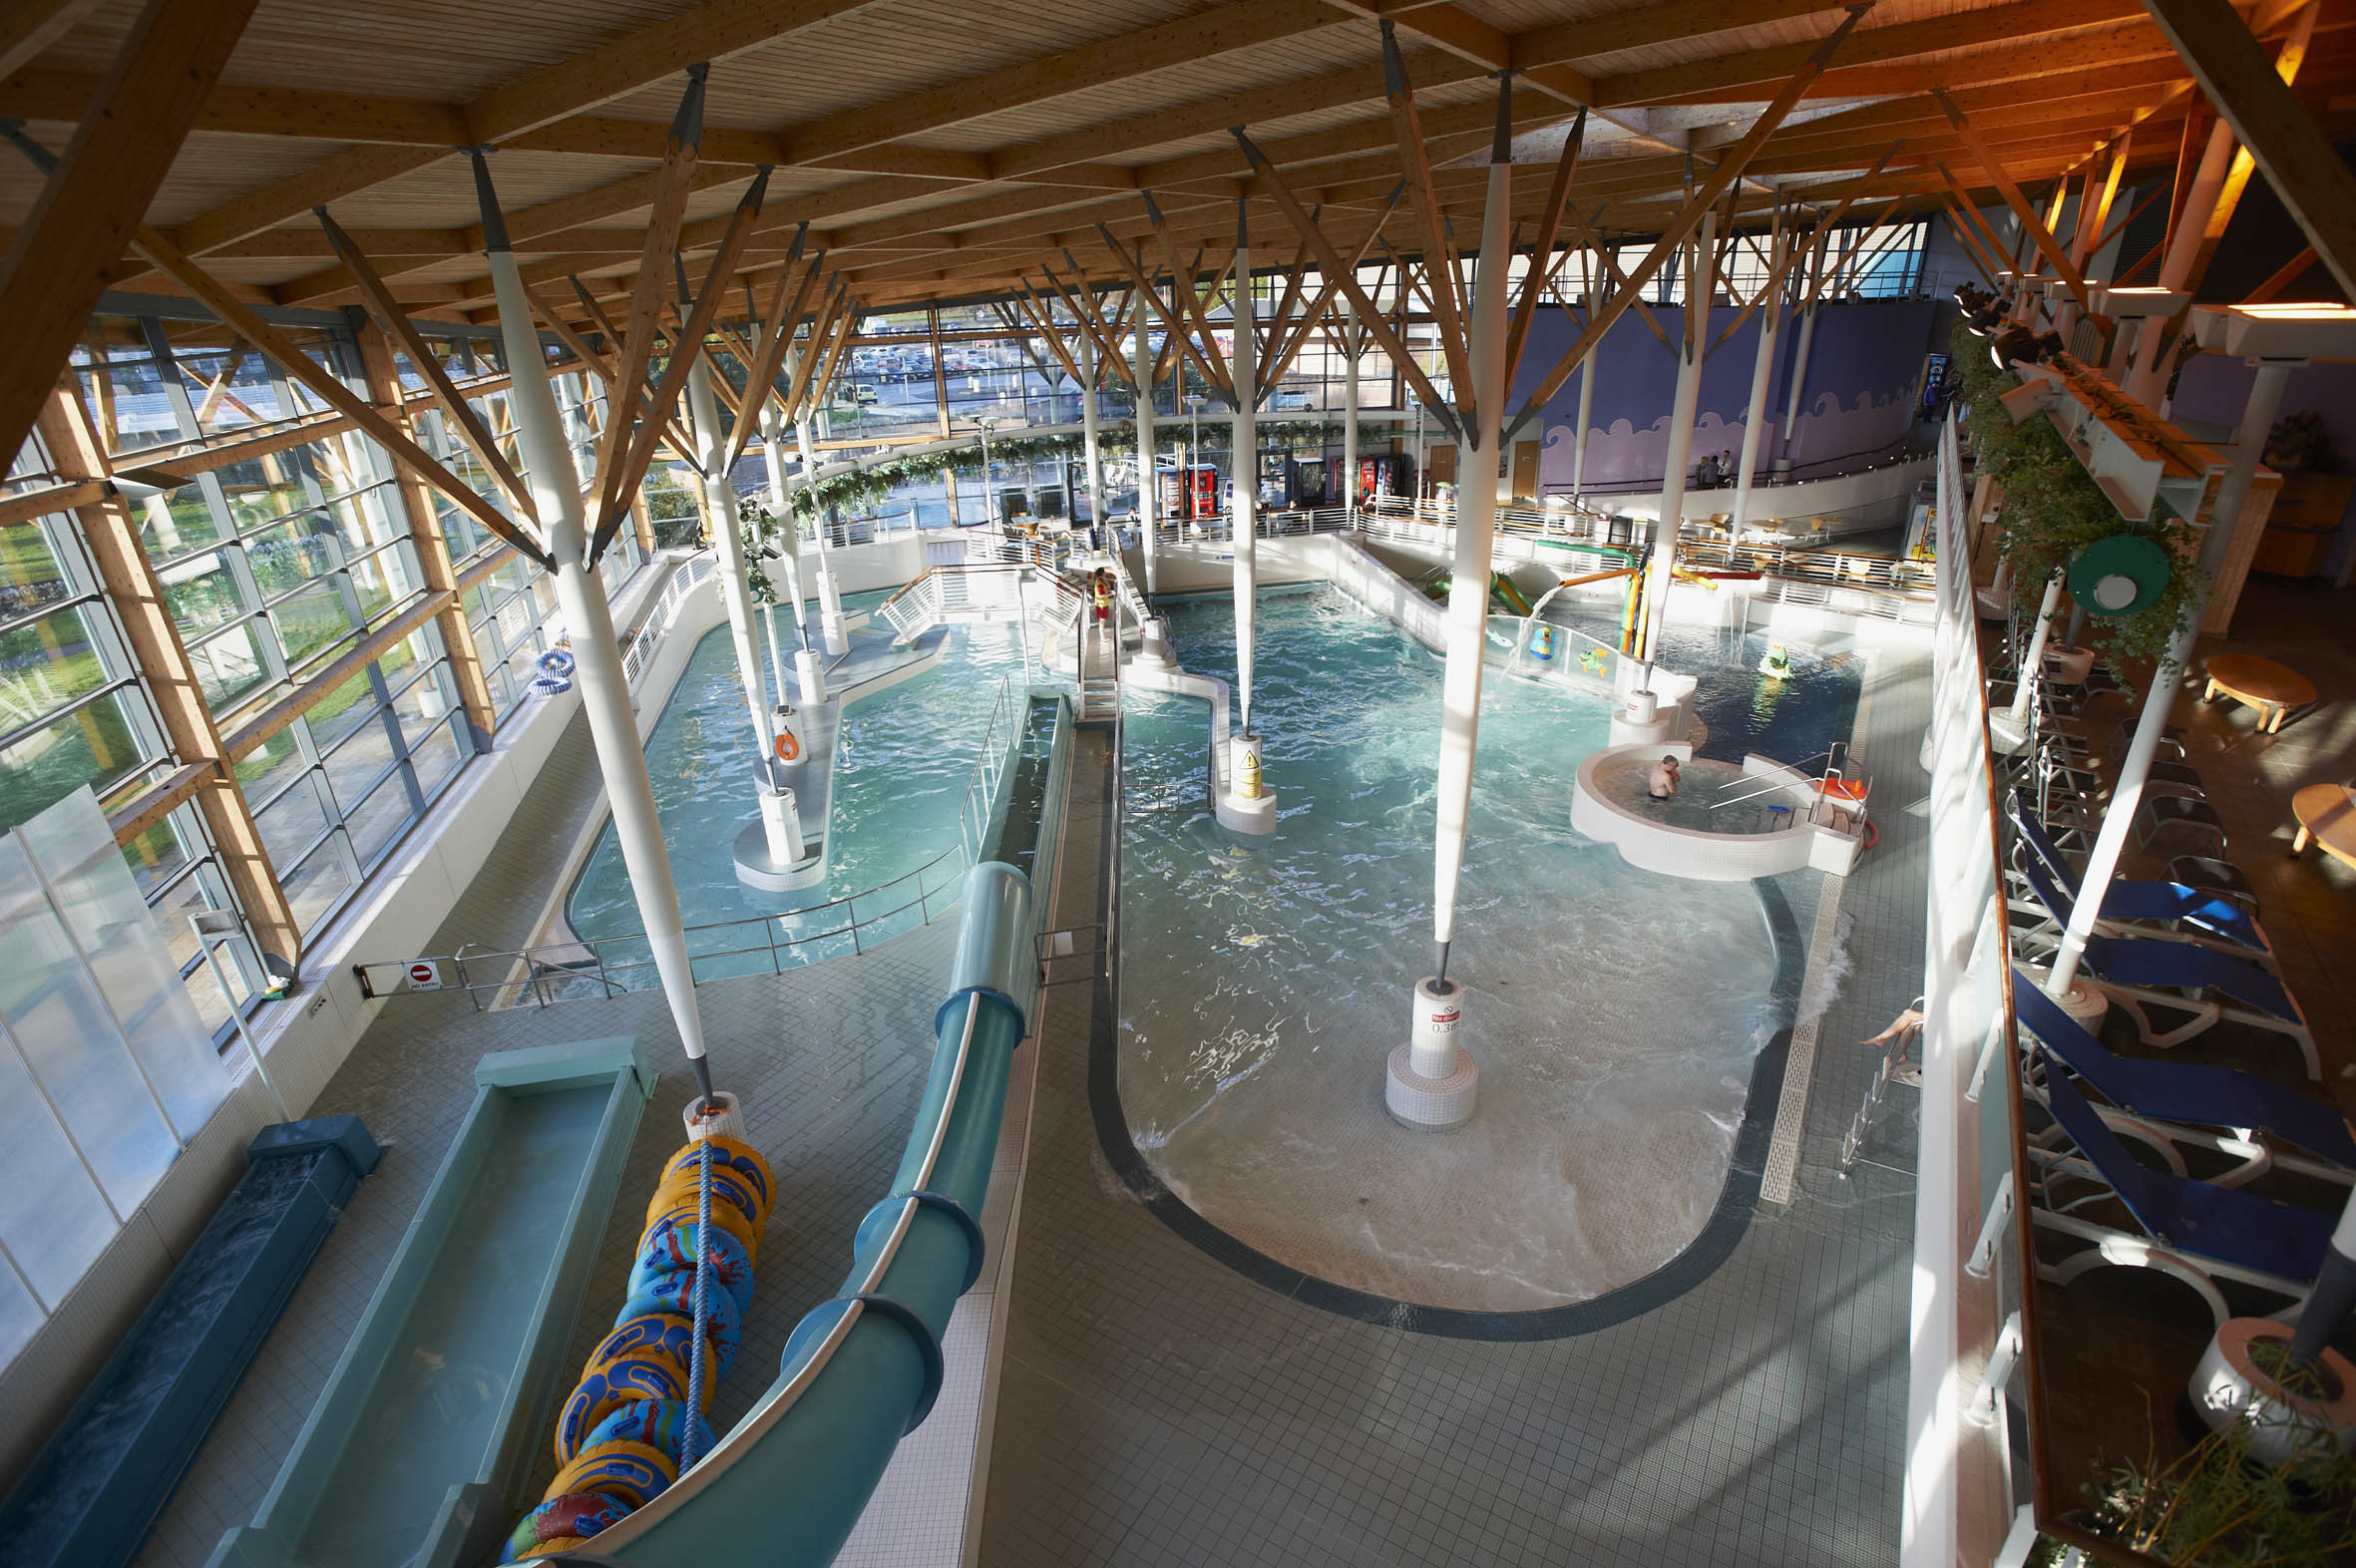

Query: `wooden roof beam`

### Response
(1507, 9, 1873, 438)
(1936, 89, 2103, 326)
(0, 0, 258, 475)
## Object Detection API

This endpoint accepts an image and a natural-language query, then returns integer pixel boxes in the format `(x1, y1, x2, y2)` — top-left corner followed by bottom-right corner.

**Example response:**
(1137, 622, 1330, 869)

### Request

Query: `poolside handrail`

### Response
(358, 675, 1025, 1007)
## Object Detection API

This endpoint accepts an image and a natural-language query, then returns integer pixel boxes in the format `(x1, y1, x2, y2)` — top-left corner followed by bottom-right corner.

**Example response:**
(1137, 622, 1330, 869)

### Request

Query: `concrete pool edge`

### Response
(1082, 743, 1810, 1341)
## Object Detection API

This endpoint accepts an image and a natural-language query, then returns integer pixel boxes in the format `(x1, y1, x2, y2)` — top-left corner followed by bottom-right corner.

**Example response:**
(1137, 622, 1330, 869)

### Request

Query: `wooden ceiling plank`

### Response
(1598, 0, 2144, 109)
(776, 0, 1341, 168)
(0, 0, 103, 80)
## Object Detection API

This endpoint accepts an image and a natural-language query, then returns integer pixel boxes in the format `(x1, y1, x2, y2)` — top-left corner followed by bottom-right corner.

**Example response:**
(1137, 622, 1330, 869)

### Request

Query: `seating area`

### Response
(1978, 563, 2356, 1521)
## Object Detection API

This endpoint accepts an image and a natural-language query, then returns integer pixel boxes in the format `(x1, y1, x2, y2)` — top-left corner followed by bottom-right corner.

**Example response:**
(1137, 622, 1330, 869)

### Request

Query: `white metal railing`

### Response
(1900, 412, 2019, 1568)
(619, 553, 717, 688)
(359, 675, 1022, 1006)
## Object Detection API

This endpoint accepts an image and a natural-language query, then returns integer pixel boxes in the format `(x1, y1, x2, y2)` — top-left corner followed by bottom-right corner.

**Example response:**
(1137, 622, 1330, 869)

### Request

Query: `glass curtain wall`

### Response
(2, 307, 648, 1039)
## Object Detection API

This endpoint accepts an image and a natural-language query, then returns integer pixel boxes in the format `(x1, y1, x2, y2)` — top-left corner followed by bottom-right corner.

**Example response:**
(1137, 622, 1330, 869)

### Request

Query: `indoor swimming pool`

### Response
(564, 615, 1033, 973)
(1115, 587, 1847, 1316)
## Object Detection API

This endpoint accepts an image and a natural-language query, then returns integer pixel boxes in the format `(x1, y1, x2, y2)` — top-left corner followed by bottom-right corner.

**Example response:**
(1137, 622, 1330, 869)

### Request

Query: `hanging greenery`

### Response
(1948, 321, 2202, 679)
(783, 419, 1398, 518)
(732, 498, 781, 604)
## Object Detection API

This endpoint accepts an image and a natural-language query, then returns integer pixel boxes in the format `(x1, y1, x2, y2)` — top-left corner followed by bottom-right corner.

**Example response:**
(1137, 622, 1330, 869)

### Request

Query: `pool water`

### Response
(1118, 588, 1793, 1312)
(1595, 756, 1798, 835)
(1525, 600, 1865, 767)
(566, 617, 1035, 974)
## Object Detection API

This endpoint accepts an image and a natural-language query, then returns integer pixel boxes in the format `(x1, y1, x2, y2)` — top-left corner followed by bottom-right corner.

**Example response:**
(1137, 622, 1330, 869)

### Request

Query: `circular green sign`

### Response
(2066, 534, 2170, 618)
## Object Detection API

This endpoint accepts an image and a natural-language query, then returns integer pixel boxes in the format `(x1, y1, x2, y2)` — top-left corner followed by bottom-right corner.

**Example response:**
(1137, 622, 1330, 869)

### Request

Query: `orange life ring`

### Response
(1819, 777, 1869, 804)
(774, 730, 799, 763)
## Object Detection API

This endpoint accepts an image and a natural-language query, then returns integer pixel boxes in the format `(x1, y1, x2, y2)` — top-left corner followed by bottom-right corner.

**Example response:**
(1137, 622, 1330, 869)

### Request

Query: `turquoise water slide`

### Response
(576, 859, 1038, 1567)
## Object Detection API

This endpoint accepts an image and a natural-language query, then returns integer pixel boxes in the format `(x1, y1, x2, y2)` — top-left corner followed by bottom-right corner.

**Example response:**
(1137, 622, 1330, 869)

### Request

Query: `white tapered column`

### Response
(1079, 334, 1105, 539)
(1643, 208, 1715, 663)
(1775, 234, 1825, 475)
(2045, 360, 2291, 999)
(1387, 86, 1510, 1133)
(788, 346, 849, 654)
(1230, 208, 1258, 737)
(1133, 314, 1160, 595)
(1729, 233, 1785, 536)
(478, 190, 706, 1069)
(1571, 289, 1597, 503)
(1342, 296, 1360, 516)
(1991, 571, 2065, 752)
(690, 356, 804, 869)
(759, 403, 809, 646)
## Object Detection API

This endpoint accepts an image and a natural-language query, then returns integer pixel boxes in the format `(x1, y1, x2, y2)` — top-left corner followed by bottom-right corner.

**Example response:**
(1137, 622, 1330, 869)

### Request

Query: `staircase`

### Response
(1077, 617, 1120, 723)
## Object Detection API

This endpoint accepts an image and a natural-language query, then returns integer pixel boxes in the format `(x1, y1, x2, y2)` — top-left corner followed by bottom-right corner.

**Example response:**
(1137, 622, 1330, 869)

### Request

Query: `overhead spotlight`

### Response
(1989, 324, 2039, 369)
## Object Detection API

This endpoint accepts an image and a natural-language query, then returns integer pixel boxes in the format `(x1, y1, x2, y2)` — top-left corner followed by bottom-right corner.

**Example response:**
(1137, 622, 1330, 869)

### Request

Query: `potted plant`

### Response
(1950, 322, 2204, 689)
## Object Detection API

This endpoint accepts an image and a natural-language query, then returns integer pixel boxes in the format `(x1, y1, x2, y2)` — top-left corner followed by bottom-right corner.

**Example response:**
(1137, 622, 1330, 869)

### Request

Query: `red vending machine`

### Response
(1184, 464, 1220, 521)
(1358, 455, 1387, 503)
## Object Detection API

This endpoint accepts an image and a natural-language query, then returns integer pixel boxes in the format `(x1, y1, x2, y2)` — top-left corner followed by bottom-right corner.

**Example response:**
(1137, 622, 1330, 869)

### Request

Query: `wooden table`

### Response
(2203, 653, 2317, 734)
(2292, 783, 2356, 871)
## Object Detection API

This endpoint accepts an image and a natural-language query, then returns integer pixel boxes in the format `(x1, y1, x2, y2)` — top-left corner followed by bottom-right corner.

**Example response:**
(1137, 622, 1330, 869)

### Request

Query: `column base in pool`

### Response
(1385, 1042, 1480, 1130)
(733, 816, 826, 892)
(820, 612, 850, 657)
(1216, 788, 1277, 834)
(1386, 977, 1478, 1131)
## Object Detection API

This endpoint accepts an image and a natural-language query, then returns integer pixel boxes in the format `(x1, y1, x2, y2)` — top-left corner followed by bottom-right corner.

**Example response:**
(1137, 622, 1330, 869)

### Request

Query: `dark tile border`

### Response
(1079, 723, 1809, 1341)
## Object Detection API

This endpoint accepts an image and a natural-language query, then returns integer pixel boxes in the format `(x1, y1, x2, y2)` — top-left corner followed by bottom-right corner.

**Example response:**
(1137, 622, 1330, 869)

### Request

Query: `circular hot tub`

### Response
(1571, 742, 1864, 880)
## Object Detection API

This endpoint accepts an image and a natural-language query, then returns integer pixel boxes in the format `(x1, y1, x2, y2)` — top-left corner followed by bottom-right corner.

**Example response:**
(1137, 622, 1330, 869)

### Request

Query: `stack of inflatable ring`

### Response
(499, 1134, 774, 1563)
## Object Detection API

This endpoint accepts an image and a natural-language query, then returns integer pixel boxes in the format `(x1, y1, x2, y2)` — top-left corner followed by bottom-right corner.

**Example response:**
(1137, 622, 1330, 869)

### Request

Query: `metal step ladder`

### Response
(1077, 618, 1120, 723)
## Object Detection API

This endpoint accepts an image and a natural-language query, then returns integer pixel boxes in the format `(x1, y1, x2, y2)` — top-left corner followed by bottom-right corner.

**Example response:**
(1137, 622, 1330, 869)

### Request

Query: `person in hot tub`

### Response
(1649, 754, 1681, 801)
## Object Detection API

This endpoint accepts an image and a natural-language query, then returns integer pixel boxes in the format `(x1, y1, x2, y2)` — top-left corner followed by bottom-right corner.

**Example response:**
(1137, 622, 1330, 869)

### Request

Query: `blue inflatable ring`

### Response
(535, 648, 578, 679)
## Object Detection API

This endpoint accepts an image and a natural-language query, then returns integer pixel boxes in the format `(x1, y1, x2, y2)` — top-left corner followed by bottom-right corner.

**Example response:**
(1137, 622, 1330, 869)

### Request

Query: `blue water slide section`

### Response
(0, 1117, 381, 1568)
(578, 860, 1037, 1567)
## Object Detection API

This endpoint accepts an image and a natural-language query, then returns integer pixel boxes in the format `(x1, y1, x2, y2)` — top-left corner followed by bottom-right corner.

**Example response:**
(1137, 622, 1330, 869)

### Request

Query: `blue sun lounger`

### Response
(2015, 974, 2353, 1171)
(2008, 794, 2268, 954)
(2034, 1042, 2332, 1287)
(2074, 933, 2318, 1078)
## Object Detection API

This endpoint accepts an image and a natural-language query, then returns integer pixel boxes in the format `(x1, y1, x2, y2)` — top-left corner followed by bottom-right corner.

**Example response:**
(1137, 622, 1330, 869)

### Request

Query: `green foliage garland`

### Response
(1948, 321, 2203, 680)
(784, 419, 1396, 518)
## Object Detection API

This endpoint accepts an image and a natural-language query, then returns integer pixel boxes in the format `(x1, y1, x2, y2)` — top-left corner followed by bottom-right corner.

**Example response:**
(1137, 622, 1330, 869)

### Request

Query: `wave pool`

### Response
(1116, 587, 1810, 1314)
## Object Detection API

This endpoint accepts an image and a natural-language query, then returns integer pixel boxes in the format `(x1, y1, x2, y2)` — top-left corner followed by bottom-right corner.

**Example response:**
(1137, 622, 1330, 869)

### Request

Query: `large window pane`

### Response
(0, 689, 149, 834)
(253, 778, 328, 865)
(0, 604, 115, 719)
(345, 771, 415, 871)
(323, 711, 397, 810)
(186, 621, 271, 711)
(156, 552, 248, 637)
(407, 713, 465, 800)
(281, 835, 354, 935)
(269, 581, 355, 669)
(0, 525, 72, 621)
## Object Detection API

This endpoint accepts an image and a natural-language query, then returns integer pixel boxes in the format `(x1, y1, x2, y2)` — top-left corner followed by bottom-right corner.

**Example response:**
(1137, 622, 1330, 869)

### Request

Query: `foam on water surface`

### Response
(1116, 588, 1842, 1312)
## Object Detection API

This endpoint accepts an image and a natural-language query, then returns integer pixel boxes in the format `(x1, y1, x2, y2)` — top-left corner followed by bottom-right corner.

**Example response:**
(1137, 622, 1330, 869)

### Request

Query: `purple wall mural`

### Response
(1505, 297, 1947, 496)
(2169, 353, 2356, 581)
